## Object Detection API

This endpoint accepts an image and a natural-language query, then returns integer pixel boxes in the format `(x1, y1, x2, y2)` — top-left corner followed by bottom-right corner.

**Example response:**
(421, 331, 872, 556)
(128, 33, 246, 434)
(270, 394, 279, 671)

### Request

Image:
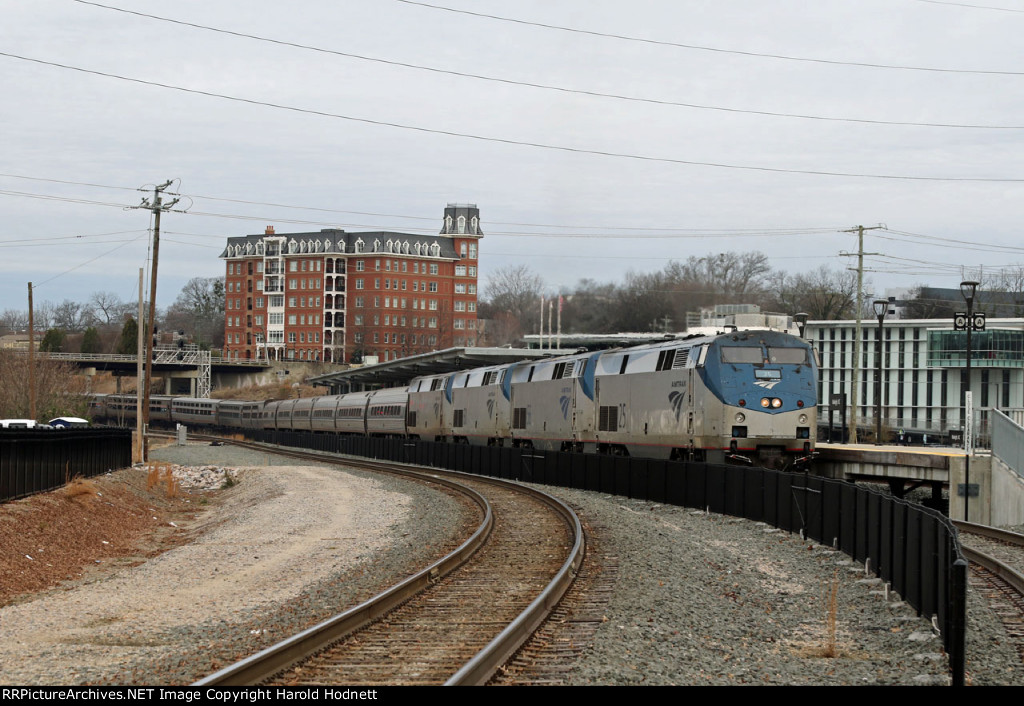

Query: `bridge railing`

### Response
(991, 408, 1024, 479)
(31, 352, 269, 367)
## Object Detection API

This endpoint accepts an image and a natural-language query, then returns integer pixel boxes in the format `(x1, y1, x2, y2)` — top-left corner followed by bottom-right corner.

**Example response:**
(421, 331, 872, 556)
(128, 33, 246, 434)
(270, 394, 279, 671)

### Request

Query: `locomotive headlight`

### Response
(799, 413, 808, 424)
(771, 398, 783, 409)
(735, 412, 745, 423)
(760, 398, 771, 408)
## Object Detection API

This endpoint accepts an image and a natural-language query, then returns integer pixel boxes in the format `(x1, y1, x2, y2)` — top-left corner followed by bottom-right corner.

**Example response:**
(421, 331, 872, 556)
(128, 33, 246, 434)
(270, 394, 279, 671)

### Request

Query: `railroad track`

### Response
(954, 521, 1024, 666)
(185, 437, 584, 686)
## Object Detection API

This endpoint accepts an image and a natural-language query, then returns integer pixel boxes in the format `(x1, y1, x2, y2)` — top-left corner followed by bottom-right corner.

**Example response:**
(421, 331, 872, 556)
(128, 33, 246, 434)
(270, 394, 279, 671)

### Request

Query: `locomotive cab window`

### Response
(720, 347, 764, 364)
(767, 347, 809, 365)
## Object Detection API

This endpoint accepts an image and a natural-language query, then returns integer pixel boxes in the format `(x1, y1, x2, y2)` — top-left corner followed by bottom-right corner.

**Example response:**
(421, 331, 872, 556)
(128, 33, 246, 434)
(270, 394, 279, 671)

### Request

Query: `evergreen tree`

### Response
(117, 317, 138, 355)
(39, 328, 65, 353)
(81, 326, 102, 354)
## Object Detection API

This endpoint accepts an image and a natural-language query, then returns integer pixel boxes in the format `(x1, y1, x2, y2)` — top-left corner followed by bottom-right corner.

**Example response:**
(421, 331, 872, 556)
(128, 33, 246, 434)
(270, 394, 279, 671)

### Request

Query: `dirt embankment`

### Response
(0, 467, 209, 607)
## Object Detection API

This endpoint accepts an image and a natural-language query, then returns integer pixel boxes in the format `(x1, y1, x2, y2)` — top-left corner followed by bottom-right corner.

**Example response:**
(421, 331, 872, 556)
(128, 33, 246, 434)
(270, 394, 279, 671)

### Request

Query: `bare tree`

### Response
(483, 265, 544, 320)
(33, 301, 56, 330)
(768, 266, 859, 320)
(87, 291, 132, 326)
(0, 309, 28, 335)
(559, 279, 619, 333)
(51, 300, 90, 332)
(665, 252, 772, 303)
(165, 276, 226, 347)
(481, 265, 545, 344)
(0, 350, 88, 420)
(610, 270, 673, 332)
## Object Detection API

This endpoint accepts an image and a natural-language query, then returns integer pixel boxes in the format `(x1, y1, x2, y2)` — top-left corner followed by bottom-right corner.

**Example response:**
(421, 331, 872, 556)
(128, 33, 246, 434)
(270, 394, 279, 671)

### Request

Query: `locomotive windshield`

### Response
(720, 346, 764, 364)
(767, 347, 809, 365)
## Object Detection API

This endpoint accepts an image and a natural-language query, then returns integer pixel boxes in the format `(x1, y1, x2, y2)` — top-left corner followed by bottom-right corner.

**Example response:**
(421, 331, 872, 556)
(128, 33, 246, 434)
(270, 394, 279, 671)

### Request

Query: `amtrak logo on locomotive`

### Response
(669, 391, 685, 421)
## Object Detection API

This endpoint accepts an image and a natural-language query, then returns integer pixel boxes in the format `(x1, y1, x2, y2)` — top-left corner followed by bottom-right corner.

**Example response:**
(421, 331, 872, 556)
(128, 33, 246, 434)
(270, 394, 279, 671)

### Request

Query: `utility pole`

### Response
(840, 225, 883, 444)
(136, 268, 144, 463)
(132, 180, 179, 456)
(27, 282, 36, 420)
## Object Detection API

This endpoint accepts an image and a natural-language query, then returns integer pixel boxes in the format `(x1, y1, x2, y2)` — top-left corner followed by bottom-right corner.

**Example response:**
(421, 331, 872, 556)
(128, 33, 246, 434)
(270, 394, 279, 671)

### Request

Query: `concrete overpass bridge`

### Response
(814, 441, 1024, 528)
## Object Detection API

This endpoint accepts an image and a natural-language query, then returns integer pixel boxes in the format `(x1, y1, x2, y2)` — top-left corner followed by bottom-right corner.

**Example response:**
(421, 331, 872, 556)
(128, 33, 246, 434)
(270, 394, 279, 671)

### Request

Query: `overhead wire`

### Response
(33, 233, 148, 289)
(0, 173, 846, 236)
(70, 0, 1024, 130)
(4, 51, 1024, 184)
(394, 0, 1024, 76)
(913, 0, 1024, 12)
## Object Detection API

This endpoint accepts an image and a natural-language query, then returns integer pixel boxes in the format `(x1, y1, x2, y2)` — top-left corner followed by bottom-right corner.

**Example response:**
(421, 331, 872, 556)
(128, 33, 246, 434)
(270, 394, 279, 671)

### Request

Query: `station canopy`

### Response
(307, 346, 575, 394)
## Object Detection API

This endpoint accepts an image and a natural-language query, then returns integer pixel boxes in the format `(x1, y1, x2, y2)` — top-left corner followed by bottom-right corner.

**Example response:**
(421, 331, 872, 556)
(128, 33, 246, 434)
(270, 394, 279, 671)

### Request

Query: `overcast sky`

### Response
(4, 0, 1024, 313)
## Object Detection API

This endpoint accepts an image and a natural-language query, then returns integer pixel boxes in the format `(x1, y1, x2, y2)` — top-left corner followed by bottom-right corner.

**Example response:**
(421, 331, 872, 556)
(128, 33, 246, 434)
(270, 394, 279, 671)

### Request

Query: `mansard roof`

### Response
(219, 228, 460, 260)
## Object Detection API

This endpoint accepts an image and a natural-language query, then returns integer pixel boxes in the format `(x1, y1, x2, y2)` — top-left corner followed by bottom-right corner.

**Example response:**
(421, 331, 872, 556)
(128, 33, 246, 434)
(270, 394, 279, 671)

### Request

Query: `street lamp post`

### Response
(793, 312, 808, 339)
(873, 300, 888, 445)
(960, 280, 979, 522)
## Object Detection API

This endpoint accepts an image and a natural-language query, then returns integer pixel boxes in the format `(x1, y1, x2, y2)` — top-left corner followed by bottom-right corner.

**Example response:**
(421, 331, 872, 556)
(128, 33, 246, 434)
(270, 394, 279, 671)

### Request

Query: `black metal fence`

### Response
(253, 429, 967, 685)
(0, 428, 133, 503)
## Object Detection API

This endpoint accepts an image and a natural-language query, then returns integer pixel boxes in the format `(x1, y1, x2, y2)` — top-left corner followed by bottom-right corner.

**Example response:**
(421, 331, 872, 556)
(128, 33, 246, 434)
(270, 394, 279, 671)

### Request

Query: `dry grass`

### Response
(145, 463, 179, 498)
(822, 569, 839, 657)
(0, 468, 189, 606)
(63, 478, 99, 500)
(791, 570, 845, 659)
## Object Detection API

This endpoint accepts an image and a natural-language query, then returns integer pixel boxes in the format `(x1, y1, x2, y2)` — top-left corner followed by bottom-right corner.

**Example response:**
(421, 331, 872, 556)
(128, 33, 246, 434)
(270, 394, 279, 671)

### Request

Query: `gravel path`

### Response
(2, 441, 1021, 686)
(0, 443, 473, 685)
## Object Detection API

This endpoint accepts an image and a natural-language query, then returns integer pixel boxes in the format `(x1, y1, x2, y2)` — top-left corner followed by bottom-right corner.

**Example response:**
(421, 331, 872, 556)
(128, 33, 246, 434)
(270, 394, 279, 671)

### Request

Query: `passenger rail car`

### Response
(88, 330, 817, 469)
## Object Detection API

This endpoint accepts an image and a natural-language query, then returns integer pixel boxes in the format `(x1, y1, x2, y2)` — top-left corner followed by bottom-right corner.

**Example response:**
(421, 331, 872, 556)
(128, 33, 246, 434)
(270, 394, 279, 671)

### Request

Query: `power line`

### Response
(0, 188, 134, 209)
(0, 229, 146, 246)
(33, 234, 147, 289)
(4, 51, 1024, 183)
(0, 177, 845, 236)
(913, 0, 1024, 12)
(70, 0, 1024, 130)
(395, 0, 1024, 76)
(875, 228, 1024, 254)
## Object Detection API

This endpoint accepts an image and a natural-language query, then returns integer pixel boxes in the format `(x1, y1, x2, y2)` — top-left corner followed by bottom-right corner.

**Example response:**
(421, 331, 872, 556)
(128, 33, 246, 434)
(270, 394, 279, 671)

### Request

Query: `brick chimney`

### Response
(265, 225, 275, 235)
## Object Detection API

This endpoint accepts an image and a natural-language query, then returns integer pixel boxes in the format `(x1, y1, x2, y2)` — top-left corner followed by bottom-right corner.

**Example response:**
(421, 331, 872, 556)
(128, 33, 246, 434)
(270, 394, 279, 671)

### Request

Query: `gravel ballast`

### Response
(540, 488, 1022, 686)
(1, 442, 1021, 686)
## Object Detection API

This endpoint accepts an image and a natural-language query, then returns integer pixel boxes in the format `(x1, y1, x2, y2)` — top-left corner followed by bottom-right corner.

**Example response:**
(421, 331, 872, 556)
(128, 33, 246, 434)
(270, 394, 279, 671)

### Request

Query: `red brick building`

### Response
(220, 204, 482, 363)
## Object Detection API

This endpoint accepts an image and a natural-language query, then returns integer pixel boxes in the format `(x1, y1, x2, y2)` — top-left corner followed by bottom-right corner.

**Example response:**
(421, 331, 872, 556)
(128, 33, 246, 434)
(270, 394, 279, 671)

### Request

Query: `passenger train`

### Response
(91, 329, 818, 469)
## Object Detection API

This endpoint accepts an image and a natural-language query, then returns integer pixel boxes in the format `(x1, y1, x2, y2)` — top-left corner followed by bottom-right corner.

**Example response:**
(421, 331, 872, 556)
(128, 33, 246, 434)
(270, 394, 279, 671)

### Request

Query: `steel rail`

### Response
(193, 443, 493, 686)
(954, 520, 1024, 548)
(189, 437, 584, 686)
(960, 545, 1024, 596)
(954, 521, 1024, 596)
(446, 484, 584, 686)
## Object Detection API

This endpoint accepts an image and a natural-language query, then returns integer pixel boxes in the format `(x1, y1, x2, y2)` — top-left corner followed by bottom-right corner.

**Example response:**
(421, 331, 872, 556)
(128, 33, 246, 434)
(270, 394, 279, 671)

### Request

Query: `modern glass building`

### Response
(806, 318, 1024, 442)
